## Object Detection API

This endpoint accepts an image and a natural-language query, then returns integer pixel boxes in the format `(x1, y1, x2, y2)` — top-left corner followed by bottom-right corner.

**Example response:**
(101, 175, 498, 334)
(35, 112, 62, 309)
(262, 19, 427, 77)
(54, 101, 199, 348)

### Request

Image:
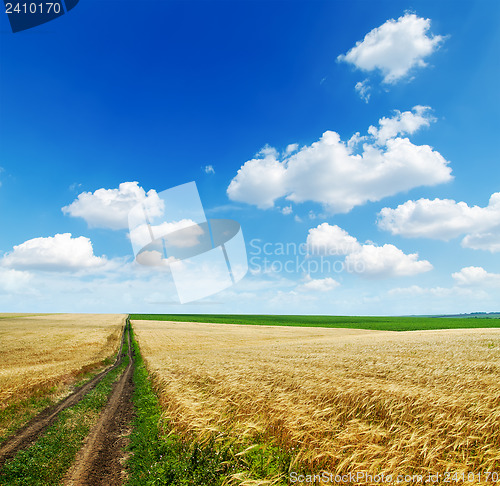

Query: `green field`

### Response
(130, 314, 500, 332)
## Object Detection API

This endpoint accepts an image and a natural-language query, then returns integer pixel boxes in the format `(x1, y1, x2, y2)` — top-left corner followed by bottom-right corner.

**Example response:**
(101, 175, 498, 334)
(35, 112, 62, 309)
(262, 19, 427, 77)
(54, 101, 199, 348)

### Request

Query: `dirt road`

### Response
(0, 318, 136, 485)
(64, 320, 135, 485)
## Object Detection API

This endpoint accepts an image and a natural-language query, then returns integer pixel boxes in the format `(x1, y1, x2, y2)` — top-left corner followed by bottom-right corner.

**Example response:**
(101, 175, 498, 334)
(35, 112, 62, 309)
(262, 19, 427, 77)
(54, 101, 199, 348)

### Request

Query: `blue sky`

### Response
(0, 0, 499, 314)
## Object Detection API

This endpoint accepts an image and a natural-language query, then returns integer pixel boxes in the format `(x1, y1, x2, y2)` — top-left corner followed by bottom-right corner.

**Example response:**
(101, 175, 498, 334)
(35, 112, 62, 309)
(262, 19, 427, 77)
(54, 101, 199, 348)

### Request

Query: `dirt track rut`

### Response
(64, 320, 134, 485)
(0, 318, 135, 486)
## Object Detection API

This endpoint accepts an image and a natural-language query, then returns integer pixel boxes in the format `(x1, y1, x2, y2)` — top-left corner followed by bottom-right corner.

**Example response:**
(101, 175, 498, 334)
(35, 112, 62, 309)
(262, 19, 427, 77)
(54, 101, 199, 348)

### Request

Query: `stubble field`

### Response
(0, 313, 125, 440)
(132, 319, 500, 483)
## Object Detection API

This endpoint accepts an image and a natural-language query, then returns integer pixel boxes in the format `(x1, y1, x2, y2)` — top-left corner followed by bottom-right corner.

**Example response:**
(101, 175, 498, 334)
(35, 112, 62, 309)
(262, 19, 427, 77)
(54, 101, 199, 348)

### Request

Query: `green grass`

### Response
(126, 324, 231, 485)
(126, 323, 291, 485)
(130, 314, 500, 332)
(0, 343, 119, 447)
(0, 329, 129, 486)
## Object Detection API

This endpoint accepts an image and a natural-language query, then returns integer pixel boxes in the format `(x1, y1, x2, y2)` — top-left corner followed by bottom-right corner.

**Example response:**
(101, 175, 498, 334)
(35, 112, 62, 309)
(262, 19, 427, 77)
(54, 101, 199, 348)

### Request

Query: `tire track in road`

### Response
(63, 319, 135, 486)
(0, 317, 128, 469)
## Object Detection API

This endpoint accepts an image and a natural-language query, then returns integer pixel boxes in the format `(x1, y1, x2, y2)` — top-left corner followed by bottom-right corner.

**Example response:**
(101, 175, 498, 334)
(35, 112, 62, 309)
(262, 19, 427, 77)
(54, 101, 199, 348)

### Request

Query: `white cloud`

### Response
(337, 13, 445, 84)
(227, 106, 451, 213)
(69, 182, 82, 192)
(378, 193, 500, 252)
(281, 205, 293, 215)
(462, 232, 500, 253)
(307, 223, 361, 256)
(204, 165, 215, 174)
(135, 250, 179, 268)
(452, 266, 500, 287)
(62, 181, 163, 230)
(388, 285, 453, 297)
(299, 276, 340, 292)
(285, 143, 299, 155)
(227, 151, 287, 209)
(2, 233, 107, 272)
(355, 79, 371, 103)
(345, 243, 433, 278)
(368, 105, 434, 144)
(306, 223, 432, 278)
(129, 219, 201, 252)
(306, 223, 433, 278)
(0, 268, 33, 293)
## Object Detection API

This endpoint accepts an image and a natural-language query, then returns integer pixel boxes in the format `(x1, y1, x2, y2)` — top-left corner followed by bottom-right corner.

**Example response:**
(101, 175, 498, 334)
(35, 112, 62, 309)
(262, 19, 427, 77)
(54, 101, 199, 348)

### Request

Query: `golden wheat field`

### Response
(0, 314, 125, 415)
(133, 319, 500, 483)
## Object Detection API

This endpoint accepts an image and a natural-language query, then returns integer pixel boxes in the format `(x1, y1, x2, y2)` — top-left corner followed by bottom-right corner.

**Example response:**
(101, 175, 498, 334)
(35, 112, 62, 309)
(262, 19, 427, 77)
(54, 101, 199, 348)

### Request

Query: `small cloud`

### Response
(355, 79, 371, 103)
(368, 105, 435, 145)
(294, 215, 303, 223)
(452, 266, 500, 287)
(299, 275, 340, 292)
(388, 285, 452, 297)
(338, 13, 446, 95)
(307, 223, 361, 256)
(69, 182, 82, 192)
(281, 205, 293, 215)
(257, 144, 279, 158)
(285, 143, 299, 155)
(345, 243, 433, 278)
(204, 165, 215, 174)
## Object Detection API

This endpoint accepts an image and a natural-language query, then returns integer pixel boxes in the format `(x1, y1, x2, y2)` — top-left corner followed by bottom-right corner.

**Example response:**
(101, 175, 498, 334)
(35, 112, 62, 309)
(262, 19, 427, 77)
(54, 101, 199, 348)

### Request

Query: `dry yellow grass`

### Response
(132, 320, 500, 483)
(0, 313, 126, 412)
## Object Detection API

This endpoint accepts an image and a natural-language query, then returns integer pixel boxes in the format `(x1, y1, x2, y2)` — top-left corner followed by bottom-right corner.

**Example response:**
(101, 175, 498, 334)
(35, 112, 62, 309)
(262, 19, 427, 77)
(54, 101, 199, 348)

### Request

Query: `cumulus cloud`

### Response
(338, 13, 445, 85)
(129, 219, 201, 253)
(227, 150, 287, 209)
(306, 223, 432, 278)
(227, 106, 451, 213)
(452, 266, 500, 287)
(299, 276, 340, 292)
(281, 205, 293, 215)
(285, 144, 299, 155)
(204, 165, 215, 174)
(345, 243, 433, 278)
(2, 233, 107, 272)
(462, 232, 500, 253)
(378, 192, 500, 252)
(307, 223, 361, 255)
(368, 105, 435, 144)
(62, 181, 163, 230)
(136, 250, 180, 268)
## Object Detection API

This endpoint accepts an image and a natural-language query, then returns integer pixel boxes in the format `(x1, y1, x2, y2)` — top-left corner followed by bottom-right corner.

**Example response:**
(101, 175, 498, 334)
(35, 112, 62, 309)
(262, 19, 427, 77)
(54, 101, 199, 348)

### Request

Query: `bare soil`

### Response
(0, 320, 135, 486)
(63, 324, 135, 486)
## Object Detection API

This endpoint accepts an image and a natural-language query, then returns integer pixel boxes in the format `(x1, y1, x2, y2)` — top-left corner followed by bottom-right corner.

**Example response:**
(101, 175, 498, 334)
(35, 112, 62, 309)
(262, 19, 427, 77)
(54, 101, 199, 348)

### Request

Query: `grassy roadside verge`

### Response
(129, 314, 500, 332)
(126, 325, 293, 486)
(0, 354, 116, 447)
(0, 332, 129, 486)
